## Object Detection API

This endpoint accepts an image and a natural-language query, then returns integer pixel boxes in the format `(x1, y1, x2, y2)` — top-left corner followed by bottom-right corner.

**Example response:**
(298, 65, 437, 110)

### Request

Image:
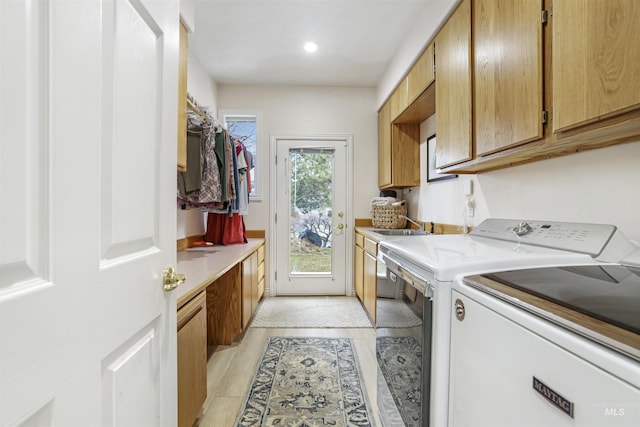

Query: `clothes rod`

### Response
(186, 98, 208, 119)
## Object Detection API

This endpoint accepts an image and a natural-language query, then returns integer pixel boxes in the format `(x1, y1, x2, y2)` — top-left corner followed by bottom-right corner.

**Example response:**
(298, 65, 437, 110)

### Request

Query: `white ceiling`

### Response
(189, 0, 456, 88)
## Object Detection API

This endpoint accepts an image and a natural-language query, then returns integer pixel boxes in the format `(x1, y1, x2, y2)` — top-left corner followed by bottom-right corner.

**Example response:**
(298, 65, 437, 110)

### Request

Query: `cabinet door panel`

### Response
(364, 251, 377, 324)
(474, 0, 543, 156)
(242, 251, 258, 328)
(241, 256, 252, 329)
(177, 292, 207, 427)
(390, 78, 409, 121)
(408, 43, 435, 104)
(553, 0, 640, 132)
(354, 244, 364, 301)
(435, 0, 472, 168)
(378, 103, 392, 188)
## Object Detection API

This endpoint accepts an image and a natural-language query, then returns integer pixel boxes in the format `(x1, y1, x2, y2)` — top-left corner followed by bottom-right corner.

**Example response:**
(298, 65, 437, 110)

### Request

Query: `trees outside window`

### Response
(223, 112, 260, 200)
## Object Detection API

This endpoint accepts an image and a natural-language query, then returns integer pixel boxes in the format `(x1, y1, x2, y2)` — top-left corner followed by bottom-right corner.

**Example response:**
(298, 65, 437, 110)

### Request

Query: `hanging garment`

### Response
(177, 129, 203, 198)
(244, 148, 253, 194)
(178, 113, 223, 208)
(213, 129, 228, 204)
(204, 212, 247, 245)
(235, 142, 250, 216)
(196, 122, 222, 204)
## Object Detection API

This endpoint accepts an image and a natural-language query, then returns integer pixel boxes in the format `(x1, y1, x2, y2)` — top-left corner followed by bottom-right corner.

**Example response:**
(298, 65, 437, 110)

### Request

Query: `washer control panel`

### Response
(470, 218, 617, 256)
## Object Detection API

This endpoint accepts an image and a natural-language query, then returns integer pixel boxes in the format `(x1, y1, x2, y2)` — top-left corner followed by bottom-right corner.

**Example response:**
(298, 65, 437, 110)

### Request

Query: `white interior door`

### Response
(274, 136, 351, 295)
(0, 1, 179, 426)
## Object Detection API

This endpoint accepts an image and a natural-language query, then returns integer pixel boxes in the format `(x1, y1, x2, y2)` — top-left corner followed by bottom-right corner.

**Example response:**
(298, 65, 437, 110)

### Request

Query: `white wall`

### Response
(404, 117, 640, 243)
(217, 84, 379, 238)
(177, 50, 219, 240)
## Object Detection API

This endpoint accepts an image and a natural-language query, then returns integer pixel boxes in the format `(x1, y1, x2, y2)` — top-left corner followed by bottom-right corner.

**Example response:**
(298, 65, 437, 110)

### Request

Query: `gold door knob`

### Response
(163, 266, 186, 291)
(336, 223, 344, 230)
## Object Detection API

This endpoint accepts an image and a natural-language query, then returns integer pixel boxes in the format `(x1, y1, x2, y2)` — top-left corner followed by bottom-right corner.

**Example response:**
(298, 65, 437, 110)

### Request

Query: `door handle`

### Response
(163, 266, 186, 291)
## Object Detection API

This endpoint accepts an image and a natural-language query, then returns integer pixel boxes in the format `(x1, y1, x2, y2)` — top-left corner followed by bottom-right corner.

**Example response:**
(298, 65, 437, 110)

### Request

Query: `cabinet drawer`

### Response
(355, 232, 364, 248)
(364, 237, 377, 256)
(177, 290, 206, 330)
(257, 244, 265, 265)
(258, 277, 265, 300)
(258, 261, 265, 282)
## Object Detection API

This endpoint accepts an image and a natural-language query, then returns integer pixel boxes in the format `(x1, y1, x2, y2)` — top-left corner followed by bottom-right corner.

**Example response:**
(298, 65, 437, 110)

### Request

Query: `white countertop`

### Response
(176, 238, 265, 308)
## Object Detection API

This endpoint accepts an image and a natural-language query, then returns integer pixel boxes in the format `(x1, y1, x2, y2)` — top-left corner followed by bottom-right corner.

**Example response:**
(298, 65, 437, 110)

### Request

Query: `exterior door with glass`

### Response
(274, 136, 350, 295)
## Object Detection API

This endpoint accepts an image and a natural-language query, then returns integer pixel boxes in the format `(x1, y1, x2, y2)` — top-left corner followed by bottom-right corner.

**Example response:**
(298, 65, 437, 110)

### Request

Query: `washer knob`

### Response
(513, 222, 533, 236)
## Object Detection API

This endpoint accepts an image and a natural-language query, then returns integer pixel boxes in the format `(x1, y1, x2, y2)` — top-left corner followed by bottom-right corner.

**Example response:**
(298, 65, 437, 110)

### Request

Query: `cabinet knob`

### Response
(336, 223, 344, 230)
(163, 266, 186, 291)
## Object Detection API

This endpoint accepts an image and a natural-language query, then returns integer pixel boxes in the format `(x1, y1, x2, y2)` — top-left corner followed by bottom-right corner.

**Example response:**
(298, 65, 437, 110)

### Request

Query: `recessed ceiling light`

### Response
(304, 42, 318, 53)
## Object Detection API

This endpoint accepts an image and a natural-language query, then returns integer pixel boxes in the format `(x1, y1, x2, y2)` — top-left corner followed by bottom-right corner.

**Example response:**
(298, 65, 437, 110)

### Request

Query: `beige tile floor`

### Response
(197, 326, 381, 427)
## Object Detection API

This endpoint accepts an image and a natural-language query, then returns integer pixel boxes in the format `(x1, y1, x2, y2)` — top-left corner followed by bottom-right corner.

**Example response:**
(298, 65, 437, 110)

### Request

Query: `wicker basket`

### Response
(372, 204, 407, 229)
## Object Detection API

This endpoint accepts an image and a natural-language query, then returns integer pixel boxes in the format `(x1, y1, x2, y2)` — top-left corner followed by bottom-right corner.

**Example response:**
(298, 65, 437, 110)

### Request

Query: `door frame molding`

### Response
(269, 133, 354, 297)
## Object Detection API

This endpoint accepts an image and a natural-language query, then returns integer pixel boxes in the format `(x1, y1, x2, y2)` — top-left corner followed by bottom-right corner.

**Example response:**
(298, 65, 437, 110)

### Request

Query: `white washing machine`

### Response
(450, 250, 640, 426)
(376, 218, 637, 427)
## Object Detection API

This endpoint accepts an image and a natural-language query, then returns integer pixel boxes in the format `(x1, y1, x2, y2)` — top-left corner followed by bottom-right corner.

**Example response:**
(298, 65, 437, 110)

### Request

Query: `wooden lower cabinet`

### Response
(354, 232, 365, 301)
(206, 264, 242, 345)
(177, 291, 207, 427)
(257, 244, 265, 301)
(177, 239, 265, 427)
(363, 250, 377, 325)
(354, 243, 364, 301)
(242, 243, 266, 328)
(354, 232, 377, 324)
(242, 251, 258, 329)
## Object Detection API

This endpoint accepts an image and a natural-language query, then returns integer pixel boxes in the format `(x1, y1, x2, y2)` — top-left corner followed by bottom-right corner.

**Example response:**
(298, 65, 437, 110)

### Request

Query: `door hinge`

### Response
(542, 10, 548, 25)
(275, 271, 277, 281)
(275, 213, 277, 223)
(542, 110, 548, 124)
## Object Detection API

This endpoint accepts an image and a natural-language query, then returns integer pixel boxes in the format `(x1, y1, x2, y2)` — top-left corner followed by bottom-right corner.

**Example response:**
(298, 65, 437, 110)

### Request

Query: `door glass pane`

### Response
(289, 148, 334, 275)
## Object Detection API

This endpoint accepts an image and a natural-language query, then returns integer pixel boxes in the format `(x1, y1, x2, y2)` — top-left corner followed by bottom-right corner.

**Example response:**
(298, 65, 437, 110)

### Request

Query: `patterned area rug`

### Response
(376, 336, 422, 426)
(250, 297, 372, 328)
(235, 337, 374, 426)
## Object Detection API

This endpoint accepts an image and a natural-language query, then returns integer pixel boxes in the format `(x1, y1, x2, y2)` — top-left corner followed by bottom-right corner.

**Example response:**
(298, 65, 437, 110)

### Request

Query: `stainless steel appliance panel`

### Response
(376, 253, 432, 426)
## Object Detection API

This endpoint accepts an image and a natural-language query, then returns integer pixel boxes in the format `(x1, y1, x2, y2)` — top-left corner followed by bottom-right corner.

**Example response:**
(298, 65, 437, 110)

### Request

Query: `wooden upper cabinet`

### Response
(473, 0, 543, 156)
(377, 101, 420, 189)
(407, 43, 435, 104)
(389, 77, 409, 121)
(177, 21, 188, 172)
(377, 102, 392, 188)
(553, 0, 640, 133)
(435, 0, 472, 169)
(389, 123, 420, 188)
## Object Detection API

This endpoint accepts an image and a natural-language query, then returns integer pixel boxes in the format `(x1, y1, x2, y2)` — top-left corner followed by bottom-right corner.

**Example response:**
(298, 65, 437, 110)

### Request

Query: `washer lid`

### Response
(482, 265, 640, 335)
